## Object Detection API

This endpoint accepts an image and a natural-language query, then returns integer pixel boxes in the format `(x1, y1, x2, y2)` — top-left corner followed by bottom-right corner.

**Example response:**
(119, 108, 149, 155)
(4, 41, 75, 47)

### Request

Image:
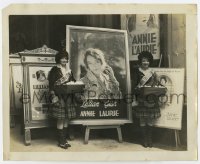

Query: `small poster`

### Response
(28, 66, 52, 120)
(153, 68, 185, 130)
(121, 14, 160, 61)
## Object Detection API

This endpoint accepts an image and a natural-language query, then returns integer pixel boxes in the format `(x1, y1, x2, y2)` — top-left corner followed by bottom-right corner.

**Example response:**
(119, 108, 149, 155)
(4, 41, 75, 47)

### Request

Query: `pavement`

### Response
(10, 124, 186, 152)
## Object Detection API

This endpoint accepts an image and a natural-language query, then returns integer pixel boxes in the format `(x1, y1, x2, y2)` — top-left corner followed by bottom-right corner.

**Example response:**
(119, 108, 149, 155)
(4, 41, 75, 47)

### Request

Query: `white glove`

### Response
(52, 95, 59, 104)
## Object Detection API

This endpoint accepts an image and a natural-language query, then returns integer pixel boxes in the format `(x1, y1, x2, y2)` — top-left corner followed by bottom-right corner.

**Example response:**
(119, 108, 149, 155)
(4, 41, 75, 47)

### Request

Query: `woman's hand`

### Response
(49, 91, 59, 104)
(103, 65, 116, 80)
(51, 95, 59, 104)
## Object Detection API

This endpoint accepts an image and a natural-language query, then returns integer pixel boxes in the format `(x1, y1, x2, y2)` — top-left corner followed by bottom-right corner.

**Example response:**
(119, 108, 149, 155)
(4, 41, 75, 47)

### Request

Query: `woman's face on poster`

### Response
(137, 14, 149, 27)
(160, 78, 167, 86)
(86, 55, 102, 75)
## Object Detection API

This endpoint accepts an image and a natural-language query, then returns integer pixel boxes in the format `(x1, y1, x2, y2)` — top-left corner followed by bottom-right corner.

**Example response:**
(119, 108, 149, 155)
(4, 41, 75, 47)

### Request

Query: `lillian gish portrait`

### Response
(80, 48, 122, 99)
(68, 26, 128, 101)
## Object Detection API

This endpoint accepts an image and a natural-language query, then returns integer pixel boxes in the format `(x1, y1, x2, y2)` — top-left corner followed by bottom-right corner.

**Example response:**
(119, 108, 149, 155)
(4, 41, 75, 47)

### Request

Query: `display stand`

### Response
(84, 125, 123, 144)
(19, 45, 58, 145)
(9, 54, 23, 128)
(157, 56, 182, 149)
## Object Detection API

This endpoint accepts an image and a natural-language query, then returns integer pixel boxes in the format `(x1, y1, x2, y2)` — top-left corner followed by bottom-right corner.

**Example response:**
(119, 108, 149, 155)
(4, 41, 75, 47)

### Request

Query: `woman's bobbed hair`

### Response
(55, 51, 69, 64)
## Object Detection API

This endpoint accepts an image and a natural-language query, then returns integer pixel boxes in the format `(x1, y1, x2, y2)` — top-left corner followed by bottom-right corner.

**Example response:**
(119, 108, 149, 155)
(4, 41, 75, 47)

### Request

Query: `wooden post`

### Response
(158, 54, 163, 67)
(84, 125, 123, 144)
(175, 130, 181, 148)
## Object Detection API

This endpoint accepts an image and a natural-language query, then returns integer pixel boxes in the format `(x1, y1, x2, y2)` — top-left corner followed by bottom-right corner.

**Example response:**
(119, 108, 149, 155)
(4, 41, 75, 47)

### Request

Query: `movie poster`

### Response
(153, 68, 185, 129)
(121, 14, 160, 61)
(67, 26, 131, 120)
(28, 66, 52, 120)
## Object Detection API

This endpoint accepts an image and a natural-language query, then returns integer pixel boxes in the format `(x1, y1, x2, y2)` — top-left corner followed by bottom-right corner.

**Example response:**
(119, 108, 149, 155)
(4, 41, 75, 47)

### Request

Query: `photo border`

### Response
(2, 4, 197, 161)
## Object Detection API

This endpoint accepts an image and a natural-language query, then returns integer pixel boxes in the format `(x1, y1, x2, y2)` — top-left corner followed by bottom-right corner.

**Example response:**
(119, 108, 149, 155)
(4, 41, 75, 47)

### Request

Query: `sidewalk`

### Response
(10, 124, 186, 152)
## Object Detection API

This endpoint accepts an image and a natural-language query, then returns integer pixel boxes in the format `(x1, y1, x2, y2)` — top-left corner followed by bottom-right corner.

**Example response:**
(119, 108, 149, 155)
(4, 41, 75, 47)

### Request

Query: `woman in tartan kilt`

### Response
(48, 50, 76, 149)
(133, 51, 162, 148)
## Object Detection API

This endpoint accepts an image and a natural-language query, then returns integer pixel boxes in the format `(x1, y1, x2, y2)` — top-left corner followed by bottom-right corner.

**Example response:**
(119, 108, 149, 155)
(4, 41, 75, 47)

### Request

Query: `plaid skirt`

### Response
(48, 95, 76, 120)
(133, 97, 161, 119)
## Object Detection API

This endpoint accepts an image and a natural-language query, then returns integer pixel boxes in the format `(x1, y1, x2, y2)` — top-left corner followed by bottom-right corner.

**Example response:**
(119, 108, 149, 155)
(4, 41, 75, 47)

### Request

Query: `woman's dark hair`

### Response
(36, 70, 46, 80)
(160, 76, 167, 83)
(138, 51, 153, 66)
(55, 51, 69, 64)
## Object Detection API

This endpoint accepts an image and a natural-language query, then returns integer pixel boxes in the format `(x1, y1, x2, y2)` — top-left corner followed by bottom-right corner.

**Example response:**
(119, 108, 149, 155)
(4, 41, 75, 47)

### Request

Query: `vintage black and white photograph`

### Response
(2, 4, 197, 161)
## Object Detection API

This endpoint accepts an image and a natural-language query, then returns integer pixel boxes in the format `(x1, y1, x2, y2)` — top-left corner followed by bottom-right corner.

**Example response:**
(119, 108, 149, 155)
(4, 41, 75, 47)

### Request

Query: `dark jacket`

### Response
(48, 66, 76, 92)
(132, 67, 158, 94)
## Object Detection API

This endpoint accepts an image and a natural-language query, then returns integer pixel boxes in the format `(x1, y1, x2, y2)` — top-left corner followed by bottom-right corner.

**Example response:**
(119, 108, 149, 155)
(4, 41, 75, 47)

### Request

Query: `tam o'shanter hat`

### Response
(138, 51, 153, 64)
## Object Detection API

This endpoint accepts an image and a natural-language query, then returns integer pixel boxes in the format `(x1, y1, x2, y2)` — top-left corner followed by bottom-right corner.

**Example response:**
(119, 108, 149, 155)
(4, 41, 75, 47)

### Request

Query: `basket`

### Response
(54, 82, 85, 95)
(138, 86, 167, 97)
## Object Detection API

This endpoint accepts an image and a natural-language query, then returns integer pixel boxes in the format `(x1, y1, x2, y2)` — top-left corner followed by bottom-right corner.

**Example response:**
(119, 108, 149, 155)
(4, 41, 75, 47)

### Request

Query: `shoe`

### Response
(58, 143, 68, 149)
(57, 129, 68, 149)
(65, 141, 71, 147)
(63, 127, 71, 147)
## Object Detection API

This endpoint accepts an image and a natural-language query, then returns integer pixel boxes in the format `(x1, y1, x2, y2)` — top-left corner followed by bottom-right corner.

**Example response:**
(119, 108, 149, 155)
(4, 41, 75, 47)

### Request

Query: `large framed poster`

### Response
(153, 68, 185, 130)
(121, 14, 160, 61)
(66, 25, 132, 125)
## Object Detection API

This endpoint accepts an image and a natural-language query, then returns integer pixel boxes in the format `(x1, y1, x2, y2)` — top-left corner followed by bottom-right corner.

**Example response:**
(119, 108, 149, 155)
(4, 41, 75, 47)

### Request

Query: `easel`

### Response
(159, 54, 181, 149)
(174, 130, 181, 148)
(84, 125, 123, 144)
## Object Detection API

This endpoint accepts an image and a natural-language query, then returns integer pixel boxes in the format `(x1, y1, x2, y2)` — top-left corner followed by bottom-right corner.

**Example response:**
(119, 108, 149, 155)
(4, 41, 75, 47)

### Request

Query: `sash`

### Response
(55, 72, 71, 85)
(55, 65, 72, 85)
(137, 69, 153, 87)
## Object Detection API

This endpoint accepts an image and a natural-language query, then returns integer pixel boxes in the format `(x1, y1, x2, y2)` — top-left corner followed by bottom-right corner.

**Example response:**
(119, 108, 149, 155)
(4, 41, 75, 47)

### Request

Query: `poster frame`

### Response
(66, 25, 132, 125)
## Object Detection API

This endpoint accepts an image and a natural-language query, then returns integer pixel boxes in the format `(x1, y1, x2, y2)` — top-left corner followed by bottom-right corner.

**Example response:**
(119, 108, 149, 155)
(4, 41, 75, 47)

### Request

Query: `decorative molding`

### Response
(24, 129, 31, 146)
(19, 45, 58, 56)
(21, 56, 56, 64)
(9, 53, 21, 58)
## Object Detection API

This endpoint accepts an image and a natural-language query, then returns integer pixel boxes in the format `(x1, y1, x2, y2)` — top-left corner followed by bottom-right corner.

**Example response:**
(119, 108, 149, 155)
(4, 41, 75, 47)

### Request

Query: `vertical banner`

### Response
(10, 65, 23, 112)
(121, 14, 160, 61)
(153, 68, 185, 130)
(28, 66, 52, 120)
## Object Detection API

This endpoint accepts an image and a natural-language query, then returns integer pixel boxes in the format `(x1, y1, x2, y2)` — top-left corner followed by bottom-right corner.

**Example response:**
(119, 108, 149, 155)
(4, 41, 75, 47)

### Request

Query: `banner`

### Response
(10, 65, 23, 112)
(121, 14, 160, 61)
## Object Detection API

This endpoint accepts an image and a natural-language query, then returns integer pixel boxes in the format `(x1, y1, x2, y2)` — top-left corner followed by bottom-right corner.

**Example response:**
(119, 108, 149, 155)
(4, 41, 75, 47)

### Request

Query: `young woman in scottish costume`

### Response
(48, 51, 76, 149)
(133, 51, 162, 148)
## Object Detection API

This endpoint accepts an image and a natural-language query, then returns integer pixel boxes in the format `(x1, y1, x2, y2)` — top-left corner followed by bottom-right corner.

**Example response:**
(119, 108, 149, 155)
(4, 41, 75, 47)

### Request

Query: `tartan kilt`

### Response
(133, 97, 161, 119)
(48, 96, 76, 120)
